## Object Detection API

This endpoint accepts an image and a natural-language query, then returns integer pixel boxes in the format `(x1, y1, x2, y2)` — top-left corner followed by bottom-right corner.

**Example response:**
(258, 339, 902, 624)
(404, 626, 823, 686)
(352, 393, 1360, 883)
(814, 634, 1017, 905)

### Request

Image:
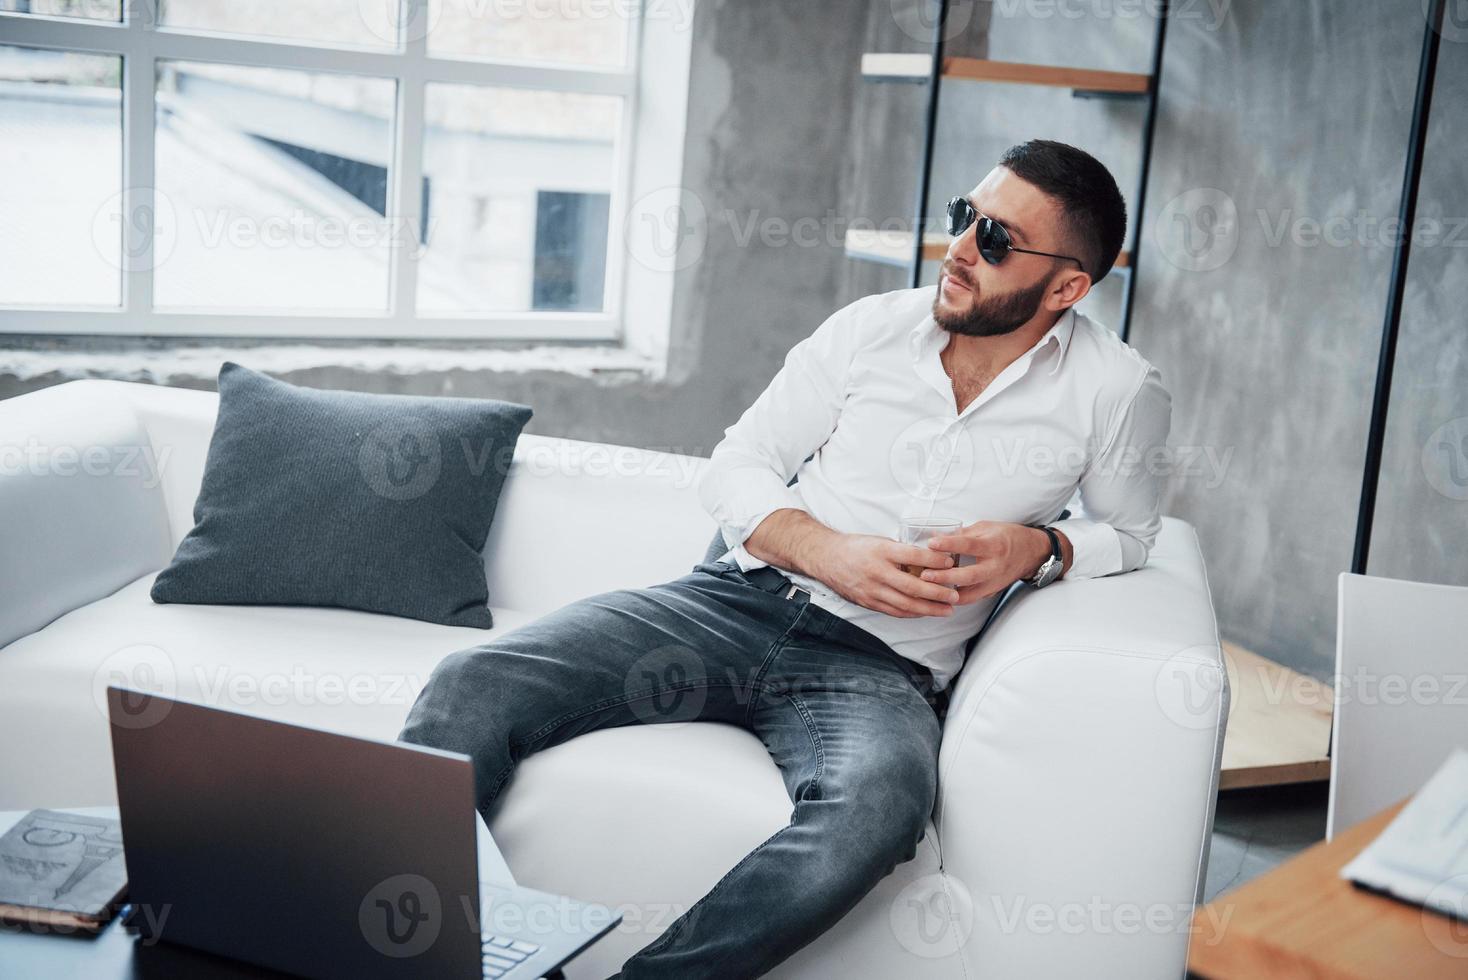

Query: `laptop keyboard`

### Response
(482, 934, 542, 978)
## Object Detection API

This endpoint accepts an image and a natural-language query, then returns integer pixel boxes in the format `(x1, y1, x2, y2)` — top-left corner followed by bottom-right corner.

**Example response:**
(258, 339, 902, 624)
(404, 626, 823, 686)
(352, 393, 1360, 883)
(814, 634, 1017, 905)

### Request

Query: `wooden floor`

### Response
(1218, 643, 1334, 790)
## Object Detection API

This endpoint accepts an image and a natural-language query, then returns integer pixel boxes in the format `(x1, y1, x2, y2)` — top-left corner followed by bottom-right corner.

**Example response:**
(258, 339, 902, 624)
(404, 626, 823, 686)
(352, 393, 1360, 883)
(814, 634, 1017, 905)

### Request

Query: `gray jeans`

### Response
(400, 559, 947, 979)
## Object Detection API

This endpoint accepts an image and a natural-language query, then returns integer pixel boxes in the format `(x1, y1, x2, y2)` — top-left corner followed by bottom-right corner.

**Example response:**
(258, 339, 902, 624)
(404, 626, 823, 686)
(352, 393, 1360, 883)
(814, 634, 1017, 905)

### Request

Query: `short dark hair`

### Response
(998, 140, 1127, 282)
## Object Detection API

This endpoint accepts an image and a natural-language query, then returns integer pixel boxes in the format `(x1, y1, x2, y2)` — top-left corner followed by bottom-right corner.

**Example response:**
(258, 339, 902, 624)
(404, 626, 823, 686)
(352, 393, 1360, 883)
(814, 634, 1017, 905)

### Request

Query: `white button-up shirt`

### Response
(697, 285, 1172, 689)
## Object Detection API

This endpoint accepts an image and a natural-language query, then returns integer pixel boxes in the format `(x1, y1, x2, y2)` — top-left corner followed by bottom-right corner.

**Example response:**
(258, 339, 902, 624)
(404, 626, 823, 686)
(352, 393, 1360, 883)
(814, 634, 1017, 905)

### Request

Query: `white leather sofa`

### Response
(0, 379, 1229, 979)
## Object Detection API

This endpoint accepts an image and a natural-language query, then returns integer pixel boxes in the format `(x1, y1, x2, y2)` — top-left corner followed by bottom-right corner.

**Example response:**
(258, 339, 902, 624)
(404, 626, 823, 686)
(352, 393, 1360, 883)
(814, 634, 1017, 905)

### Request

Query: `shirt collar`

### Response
(1045, 307, 1078, 375)
(909, 305, 1078, 376)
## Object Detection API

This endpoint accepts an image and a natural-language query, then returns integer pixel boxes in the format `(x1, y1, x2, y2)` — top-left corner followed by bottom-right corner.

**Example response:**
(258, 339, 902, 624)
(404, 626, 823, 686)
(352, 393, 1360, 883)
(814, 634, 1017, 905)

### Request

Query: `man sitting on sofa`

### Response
(401, 139, 1171, 978)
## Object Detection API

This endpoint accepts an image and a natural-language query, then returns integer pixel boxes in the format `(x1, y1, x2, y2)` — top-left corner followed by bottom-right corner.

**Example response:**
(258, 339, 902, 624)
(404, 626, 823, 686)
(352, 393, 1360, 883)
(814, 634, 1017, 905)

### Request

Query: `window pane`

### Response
(0, 1, 121, 22)
(159, 0, 397, 50)
(0, 45, 121, 307)
(419, 84, 620, 314)
(154, 61, 397, 312)
(428, 0, 631, 67)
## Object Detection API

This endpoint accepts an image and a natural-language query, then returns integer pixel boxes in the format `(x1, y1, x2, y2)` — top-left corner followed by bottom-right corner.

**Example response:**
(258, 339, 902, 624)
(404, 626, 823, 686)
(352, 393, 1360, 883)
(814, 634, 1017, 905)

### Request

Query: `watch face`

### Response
(1034, 556, 1061, 587)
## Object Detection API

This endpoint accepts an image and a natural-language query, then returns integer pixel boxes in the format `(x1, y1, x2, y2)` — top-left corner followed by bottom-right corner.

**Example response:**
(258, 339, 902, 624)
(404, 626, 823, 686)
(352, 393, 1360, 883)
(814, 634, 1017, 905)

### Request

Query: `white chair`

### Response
(1327, 573, 1468, 838)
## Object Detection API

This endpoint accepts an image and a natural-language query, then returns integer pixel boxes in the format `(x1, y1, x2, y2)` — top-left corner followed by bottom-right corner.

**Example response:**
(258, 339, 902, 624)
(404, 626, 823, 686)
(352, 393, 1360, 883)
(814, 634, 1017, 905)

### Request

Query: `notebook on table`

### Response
(1341, 747, 1468, 922)
(0, 808, 127, 932)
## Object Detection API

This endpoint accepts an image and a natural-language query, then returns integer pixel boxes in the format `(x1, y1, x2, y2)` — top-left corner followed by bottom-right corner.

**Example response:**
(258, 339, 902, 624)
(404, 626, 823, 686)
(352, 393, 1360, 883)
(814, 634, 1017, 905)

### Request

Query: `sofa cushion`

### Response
(1, 574, 519, 811)
(150, 363, 532, 627)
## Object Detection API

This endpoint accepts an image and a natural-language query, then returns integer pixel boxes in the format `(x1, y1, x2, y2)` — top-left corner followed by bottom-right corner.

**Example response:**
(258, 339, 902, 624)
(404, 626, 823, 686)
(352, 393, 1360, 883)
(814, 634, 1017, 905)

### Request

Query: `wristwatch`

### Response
(1027, 524, 1063, 589)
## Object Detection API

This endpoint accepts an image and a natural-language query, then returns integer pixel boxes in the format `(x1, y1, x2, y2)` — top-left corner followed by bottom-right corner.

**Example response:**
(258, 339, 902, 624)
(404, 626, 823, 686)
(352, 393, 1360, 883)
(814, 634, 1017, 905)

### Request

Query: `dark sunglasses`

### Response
(945, 197, 1085, 274)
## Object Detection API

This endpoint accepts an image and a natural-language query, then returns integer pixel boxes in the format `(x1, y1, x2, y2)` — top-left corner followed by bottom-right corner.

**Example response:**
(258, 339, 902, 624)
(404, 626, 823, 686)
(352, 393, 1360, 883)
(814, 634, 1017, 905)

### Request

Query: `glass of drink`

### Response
(896, 517, 962, 580)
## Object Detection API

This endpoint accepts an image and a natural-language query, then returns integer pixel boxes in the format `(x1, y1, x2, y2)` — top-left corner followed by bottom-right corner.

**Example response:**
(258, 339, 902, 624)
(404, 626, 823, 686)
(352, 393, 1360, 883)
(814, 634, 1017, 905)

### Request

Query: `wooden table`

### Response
(1189, 799, 1468, 978)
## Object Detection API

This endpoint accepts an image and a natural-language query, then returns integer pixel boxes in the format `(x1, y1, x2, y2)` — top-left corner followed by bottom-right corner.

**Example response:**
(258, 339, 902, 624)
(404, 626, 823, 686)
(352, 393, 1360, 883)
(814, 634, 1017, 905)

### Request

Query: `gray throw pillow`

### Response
(150, 362, 532, 627)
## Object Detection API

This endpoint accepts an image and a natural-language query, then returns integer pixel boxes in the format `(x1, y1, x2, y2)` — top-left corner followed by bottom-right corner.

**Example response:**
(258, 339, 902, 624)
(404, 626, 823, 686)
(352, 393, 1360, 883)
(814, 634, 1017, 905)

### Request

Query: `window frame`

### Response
(0, 1, 690, 347)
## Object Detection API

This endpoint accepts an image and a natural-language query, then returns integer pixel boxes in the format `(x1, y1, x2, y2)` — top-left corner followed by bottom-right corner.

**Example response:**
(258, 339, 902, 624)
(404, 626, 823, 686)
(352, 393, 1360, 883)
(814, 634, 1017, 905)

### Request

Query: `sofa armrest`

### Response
(0, 381, 175, 648)
(933, 517, 1228, 979)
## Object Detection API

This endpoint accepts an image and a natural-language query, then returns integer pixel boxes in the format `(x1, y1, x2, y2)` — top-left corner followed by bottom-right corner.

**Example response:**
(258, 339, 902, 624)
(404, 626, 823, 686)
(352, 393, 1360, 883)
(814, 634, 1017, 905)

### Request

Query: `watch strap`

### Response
(1028, 523, 1061, 561)
(1026, 523, 1063, 587)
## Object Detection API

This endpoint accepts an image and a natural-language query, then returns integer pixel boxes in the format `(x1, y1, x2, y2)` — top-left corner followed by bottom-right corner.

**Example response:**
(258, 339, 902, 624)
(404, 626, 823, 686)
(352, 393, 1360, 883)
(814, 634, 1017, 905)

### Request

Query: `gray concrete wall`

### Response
(1366, 30, 1468, 588)
(1128, 0, 1427, 679)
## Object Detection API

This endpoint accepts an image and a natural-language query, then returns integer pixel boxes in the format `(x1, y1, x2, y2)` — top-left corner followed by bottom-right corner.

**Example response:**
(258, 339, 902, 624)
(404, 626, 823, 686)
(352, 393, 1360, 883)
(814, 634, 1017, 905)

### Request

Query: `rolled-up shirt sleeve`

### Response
(1052, 362, 1172, 579)
(697, 300, 864, 570)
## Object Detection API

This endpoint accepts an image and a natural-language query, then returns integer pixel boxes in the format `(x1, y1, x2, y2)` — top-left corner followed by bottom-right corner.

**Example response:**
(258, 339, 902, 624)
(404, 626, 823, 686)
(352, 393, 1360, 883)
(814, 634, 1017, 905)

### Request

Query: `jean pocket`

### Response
(692, 559, 741, 580)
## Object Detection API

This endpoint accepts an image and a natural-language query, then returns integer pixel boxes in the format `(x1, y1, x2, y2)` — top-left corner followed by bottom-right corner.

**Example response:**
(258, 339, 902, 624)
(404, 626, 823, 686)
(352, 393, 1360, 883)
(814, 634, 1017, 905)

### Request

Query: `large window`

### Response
(0, 0, 688, 342)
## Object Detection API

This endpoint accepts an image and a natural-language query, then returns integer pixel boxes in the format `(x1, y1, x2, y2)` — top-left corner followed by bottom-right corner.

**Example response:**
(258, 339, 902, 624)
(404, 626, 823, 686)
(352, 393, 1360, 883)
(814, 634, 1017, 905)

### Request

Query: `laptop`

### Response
(107, 687, 621, 979)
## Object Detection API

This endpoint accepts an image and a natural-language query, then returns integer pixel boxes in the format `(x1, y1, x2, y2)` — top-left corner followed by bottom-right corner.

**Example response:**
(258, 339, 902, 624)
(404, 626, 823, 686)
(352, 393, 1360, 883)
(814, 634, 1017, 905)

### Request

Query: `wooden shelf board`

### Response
(843, 228, 1132, 272)
(860, 52, 936, 82)
(1218, 642, 1334, 790)
(861, 53, 1151, 95)
(944, 57, 1151, 93)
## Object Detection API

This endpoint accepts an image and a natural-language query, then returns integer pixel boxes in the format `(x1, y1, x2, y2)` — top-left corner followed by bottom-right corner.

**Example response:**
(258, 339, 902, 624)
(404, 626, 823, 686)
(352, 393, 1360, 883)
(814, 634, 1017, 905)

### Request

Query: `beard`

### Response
(932, 264, 1050, 337)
